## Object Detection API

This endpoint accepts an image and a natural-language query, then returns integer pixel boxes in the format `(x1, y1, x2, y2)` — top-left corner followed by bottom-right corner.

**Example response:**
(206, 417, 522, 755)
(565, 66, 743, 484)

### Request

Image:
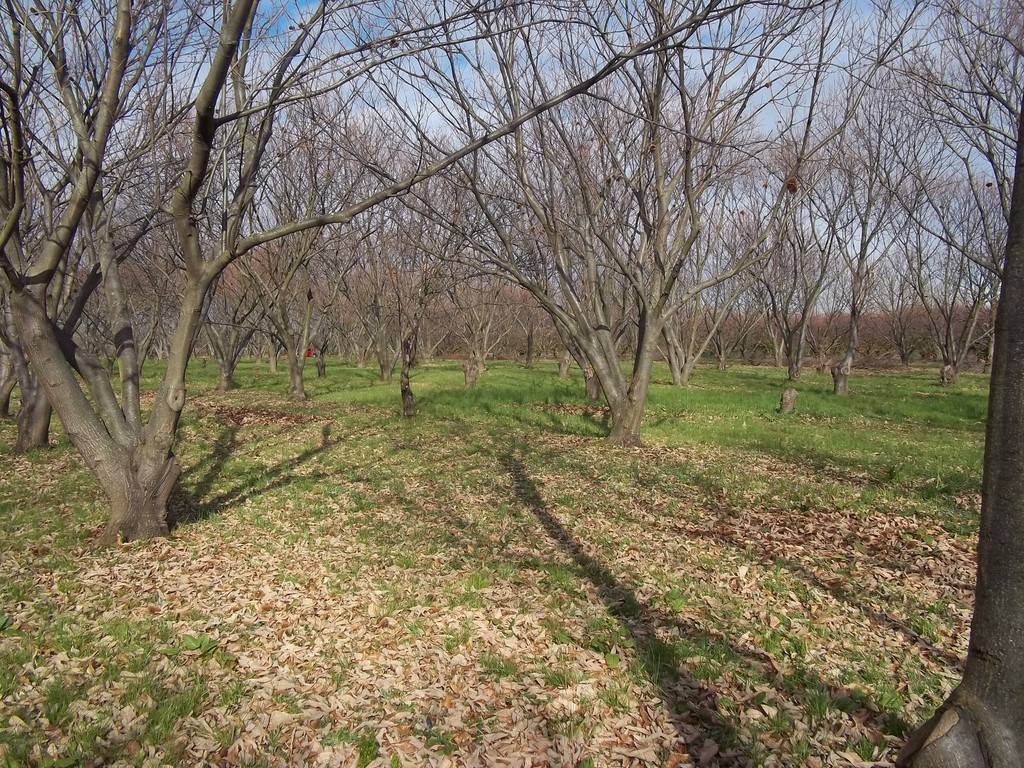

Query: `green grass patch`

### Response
(0, 359, 982, 765)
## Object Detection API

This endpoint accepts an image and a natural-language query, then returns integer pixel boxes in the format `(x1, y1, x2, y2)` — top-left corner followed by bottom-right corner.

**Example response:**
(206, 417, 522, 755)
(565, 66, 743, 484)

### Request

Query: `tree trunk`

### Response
(558, 350, 572, 378)
(268, 344, 279, 373)
(715, 338, 728, 371)
(679, 356, 698, 387)
(217, 362, 236, 391)
(898, 90, 1024, 768)
(606, 395, 645, 447)
(831, 362, 849, 395)
(376, 328, 395, 382)
(940, 363, 958, 387)
(770, 328, 785, 368)
(525, 326, 535, 368)
(602, 329, 660, 447)
(664, 328, 686, 386)
(315, 352, 326, 378)
(787, 330, 805, 381)
(0, 362, 15, 418)
(584, 367, 603, 402)
(833, 308, 859, 396)
(463, 359, 479, 389)
(288, 358, 307, 400)
(15, 384, 52, 452)
(97, 449, 180, 546)
(400, 333, 416, 417)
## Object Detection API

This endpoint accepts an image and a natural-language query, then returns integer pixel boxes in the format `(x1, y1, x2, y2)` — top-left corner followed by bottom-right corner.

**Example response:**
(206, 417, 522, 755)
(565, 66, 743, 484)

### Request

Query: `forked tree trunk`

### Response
(662, 324, 701, 387)
(940, 363, 958, 387)
(664, 329, 686, 386)
(606, 394, 645, 446)
(602, 331, 660, 447)
(898, 94, 1024, 768)
(97, 448, 181, 546)
(679, 357, 699, 386)
(315, 352, 326, 378)
(217, 363, 236, 391)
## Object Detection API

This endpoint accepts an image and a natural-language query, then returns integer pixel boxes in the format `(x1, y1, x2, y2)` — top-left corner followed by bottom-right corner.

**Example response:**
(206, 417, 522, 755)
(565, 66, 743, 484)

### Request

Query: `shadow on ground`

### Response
(171, 413, 336, 528)
(500, 453, 748, 764)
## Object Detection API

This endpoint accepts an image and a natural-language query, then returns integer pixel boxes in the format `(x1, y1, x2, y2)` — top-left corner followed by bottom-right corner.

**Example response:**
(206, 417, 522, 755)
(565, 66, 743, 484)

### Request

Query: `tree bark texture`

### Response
(0, 353, 15, 417)
(97, 448, 180, 546)
(606, 395, 645, 446)
(15, 383, 51, 452)
(832, 308, 858, 396)
(831, 363, 849, 396)
(787, 346, 804, 381)
(400, 334, 416, 417)
(463, 359, 479, 389)
(898, 88, 1024, 768)
(288, 355, 307, 400)
(217, 365, 236, 391)
(0, 373, 14, 418)
(584, 367, 603, 402)
(600, 329, 661, 447)
(558, 351, 572, 378)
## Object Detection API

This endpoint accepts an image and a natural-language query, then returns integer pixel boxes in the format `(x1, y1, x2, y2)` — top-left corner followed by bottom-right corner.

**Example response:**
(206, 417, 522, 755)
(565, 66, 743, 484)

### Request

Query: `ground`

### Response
(0, 362, 984, 767)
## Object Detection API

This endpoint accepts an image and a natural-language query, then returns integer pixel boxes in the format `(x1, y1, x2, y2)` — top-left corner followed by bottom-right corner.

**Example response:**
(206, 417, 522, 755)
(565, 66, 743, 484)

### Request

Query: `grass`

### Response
(0, 358, 983, 767)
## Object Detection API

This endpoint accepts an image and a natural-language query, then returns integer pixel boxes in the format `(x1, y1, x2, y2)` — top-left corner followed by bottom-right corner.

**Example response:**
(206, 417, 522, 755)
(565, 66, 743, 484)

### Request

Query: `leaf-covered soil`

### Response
(0, 364, 980, 767)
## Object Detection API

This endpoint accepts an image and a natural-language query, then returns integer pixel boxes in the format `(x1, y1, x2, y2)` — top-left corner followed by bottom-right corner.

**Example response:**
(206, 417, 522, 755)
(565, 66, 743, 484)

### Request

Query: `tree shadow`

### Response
(178, 424, 240, 507)
(669, 506, 966, 671)
(499, 453, 750, 764)
(170, 422, 336, 528)
(496, 454, 924, 759)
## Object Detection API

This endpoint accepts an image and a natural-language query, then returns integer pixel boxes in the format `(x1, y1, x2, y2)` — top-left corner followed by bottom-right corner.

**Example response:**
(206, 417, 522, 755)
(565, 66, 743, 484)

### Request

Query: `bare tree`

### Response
(421, 0, 865, 443)
(662, 206, 759, 385)
(870, 251, 926, 365)
(708, 282, 763, 370)
(205, 264, 263, 390)
(822, 87, 904, 393)
(905, 199, 996, 385)
(757, 185, 843, 381)
(3, 0, 754, 542)
(447, 270, 516, 387)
